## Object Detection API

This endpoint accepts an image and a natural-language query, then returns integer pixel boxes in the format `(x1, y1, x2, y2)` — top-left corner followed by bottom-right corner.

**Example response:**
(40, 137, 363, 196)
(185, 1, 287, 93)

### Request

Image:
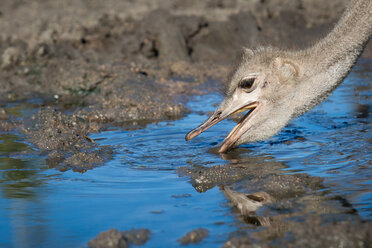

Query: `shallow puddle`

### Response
(0, 60, 371, 247)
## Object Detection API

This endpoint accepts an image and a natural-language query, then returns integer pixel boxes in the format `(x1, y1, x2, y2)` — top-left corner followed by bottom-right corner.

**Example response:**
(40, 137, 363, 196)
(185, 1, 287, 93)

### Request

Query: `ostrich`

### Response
(186, 0, 372, 153)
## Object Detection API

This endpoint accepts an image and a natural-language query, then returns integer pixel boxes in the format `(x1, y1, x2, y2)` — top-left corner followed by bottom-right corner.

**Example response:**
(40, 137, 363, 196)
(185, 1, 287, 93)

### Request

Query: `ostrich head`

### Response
(186, 0, 372, 153)
(186, 47, 302, 153)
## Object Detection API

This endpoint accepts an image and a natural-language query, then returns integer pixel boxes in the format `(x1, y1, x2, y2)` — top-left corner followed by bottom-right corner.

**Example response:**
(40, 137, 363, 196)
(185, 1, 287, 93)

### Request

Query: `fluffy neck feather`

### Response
(293, 0, 372, 116)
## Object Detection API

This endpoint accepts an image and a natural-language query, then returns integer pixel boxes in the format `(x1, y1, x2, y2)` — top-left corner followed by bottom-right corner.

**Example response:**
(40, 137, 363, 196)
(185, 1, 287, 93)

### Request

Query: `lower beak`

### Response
(185, 102, 258, 146)
(218, 105, 257, 153)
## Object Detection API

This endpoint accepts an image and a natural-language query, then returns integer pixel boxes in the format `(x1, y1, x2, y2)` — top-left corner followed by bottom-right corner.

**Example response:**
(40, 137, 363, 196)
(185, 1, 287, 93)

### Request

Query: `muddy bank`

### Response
(178, 149, 371, 247)
(224, 220, 372, 248)
(1, 0, 371, 106)
(0, 108, 12, 132)
(22, 107, 114, 172)
(88, 228, 150, 248)
(177, 228, 209, 245)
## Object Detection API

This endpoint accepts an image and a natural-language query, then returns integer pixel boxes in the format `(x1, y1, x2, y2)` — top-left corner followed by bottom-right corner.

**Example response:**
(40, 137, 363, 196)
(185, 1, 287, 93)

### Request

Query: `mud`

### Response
(223, 218, 372, 248)
(177, 228, 209, 245)
(23, 107, 113, 172)
(1, 0, 371, 103)
(88, 228, 150, 248)
(0, 108, 13, 132)
(178, 150, 371, 247)
(178, 148, 322, 194)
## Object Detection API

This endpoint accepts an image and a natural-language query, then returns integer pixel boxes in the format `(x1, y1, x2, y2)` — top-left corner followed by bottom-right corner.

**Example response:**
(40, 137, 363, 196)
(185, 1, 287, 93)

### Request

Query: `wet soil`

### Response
(0, 0, 371, 247)
(88, 228, 150, 248)
(23, 107, 114, 172)
(177, 228, 210, 245)
(179, 147, 371, 247)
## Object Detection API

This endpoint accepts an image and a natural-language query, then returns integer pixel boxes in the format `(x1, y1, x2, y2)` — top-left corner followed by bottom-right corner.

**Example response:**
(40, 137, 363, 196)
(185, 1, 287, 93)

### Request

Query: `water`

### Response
(0, 60, 371, 247)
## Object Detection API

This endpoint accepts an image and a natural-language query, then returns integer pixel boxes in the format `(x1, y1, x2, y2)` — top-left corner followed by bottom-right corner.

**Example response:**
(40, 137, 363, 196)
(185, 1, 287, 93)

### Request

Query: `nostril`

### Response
(211, 111, 222, 122)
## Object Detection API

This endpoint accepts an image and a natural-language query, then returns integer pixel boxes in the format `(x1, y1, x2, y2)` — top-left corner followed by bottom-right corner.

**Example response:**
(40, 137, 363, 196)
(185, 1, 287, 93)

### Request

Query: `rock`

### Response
(88, 228, 128, 248)
(121, 228, 150, 246)
(88, 228, 150, 248)
(178, 228, 209, 245)
(0, 108, 9, 120)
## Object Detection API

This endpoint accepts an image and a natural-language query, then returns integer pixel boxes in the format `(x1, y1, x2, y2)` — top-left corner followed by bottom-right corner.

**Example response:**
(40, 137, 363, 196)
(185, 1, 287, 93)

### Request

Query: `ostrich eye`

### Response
(239, 78, 255, 90)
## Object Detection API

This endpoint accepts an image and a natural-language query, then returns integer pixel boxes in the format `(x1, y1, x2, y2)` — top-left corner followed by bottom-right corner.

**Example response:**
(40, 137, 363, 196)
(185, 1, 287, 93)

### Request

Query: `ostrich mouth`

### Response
(185, 102, 258, 153)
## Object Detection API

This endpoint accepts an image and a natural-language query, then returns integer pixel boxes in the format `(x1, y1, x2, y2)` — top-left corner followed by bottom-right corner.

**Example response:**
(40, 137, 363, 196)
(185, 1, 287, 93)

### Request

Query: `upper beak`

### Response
(185, 109, 225, 141)
(185, 101, 258, 151)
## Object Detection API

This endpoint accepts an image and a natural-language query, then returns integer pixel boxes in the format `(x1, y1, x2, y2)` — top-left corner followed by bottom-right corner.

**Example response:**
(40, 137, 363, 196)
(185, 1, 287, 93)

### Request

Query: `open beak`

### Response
(185, 102, 258, 152)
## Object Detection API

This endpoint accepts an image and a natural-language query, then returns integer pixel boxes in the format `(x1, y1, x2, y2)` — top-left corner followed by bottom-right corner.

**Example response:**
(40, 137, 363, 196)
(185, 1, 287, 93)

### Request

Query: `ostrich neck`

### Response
(308, 0, 372, 70)
(293, 0, 372, 116)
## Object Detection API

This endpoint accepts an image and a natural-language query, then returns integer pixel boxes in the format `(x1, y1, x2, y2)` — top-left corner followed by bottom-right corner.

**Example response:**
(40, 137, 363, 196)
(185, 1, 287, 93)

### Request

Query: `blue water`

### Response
(0, 60, 371, 247)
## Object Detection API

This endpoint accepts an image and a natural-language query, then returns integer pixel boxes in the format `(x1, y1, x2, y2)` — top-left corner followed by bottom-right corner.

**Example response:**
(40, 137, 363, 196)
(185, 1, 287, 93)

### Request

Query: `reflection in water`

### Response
(356, 104, 370, 119)
(0, 135, 39, 199)
(0, 157, 40, 199)
(0, 135, 29, 153)
(0, 134, 48, 248)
